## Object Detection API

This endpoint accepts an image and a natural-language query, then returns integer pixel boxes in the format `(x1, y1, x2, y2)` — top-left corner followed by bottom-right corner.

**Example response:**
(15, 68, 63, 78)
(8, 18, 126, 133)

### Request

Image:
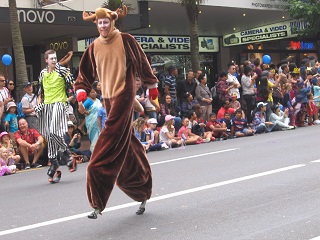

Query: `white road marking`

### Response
(0, 163, 306, 236)
(310, 237, 320, 240)
(150, 148, 239, 165)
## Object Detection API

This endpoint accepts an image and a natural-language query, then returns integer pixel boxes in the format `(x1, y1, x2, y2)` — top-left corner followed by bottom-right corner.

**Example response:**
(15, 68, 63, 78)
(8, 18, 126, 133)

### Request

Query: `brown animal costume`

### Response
(74, 6, 158, 219)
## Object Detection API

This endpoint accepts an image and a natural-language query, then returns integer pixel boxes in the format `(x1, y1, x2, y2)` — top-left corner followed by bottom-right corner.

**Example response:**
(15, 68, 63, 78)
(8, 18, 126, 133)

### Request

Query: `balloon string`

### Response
(5, 66, 9, 84)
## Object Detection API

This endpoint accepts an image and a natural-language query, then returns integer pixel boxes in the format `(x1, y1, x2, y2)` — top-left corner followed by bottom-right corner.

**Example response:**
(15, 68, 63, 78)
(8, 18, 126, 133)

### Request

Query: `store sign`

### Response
(78, 36, 219, 52)
(45, 37, 73, 54)
(223, 19, 308, 47)
(289, 41, 315, 50)
(17, 9, 55, 24)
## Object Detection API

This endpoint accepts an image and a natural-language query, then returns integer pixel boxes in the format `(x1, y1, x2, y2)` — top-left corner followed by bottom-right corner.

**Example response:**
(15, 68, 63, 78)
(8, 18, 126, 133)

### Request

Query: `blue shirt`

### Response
(97, 107, 107, 130)
(5, 113, 18, 133)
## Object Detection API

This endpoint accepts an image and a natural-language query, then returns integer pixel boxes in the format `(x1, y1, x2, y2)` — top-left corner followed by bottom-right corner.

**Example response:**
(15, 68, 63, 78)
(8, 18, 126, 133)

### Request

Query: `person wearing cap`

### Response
(14, 118, 44, 169)
(37, 48, 76, 182)
(252, 102, 274, 133)
(159, 115, 183, 148)
(21, 82, 39, 131)
(64, 121, 91, 162)
(5, 101, 18, 138)
(75, 6, 158, 219)
(145, 118, 163, 151)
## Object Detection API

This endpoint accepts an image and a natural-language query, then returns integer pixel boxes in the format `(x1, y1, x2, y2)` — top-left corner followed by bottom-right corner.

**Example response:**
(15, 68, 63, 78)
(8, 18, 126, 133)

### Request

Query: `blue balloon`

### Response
(2, 54, 12, 66)
(262, 55, 271, 64)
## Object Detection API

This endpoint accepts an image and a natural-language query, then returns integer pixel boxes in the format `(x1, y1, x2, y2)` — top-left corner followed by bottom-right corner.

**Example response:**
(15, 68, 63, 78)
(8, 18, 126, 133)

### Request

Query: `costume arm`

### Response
(74, 43, 97, 99)
(122, 33, 158, 87)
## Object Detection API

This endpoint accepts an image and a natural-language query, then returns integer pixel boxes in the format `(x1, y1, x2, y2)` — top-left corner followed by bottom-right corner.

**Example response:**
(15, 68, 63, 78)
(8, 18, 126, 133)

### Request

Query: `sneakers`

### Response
(31, 163, 42, 168)
(314, 120, 320, 125)
(203, 138, 211, 143)
(25, 163, 30, 170)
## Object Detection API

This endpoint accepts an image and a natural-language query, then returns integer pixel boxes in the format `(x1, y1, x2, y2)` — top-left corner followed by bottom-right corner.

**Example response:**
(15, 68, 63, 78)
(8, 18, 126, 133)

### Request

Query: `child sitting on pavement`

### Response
(178, 117, 204, 145)
(0, 131, 20, 165)
(145, 118, 164, 151)
(206, 112, 228, 140)
(231, 109, 254, 137)
(188, 111, 213, 142)
(0, 146, 16, 176)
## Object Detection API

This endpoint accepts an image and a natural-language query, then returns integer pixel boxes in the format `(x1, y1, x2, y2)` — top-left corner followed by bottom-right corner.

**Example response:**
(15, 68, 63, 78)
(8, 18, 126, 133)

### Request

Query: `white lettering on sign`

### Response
(17, 10, 55, 24)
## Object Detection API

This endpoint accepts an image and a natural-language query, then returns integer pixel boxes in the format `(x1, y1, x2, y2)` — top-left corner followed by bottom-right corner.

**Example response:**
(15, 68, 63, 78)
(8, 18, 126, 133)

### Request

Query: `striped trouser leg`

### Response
(40, 102, 68, 159)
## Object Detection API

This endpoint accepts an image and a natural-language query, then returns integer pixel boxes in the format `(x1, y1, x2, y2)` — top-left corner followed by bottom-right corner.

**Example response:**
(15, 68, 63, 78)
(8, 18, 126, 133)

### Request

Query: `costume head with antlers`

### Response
(83, 6, 127, 38)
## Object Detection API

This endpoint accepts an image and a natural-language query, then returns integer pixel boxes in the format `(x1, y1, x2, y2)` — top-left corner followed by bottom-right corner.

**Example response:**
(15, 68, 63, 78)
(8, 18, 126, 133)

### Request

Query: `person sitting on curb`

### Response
(14, 118, 45, 169)
(231, 109, 254, 137)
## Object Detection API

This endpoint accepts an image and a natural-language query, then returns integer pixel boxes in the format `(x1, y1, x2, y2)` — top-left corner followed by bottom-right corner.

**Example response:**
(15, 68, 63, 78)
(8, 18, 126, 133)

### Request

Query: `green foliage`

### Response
(101, 0, 133, 12)
(288, 0, 320, 37)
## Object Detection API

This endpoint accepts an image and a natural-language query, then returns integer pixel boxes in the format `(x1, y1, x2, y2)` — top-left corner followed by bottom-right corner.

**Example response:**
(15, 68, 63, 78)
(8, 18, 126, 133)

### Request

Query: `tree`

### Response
(288, 0, 320, 37)
(8, 0, 28, 99)
(178, 0, 205, 72)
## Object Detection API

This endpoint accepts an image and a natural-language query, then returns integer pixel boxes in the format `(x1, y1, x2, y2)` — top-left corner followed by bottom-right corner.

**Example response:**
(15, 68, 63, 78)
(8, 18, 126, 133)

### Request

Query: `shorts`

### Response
(235, 128, 250, 135)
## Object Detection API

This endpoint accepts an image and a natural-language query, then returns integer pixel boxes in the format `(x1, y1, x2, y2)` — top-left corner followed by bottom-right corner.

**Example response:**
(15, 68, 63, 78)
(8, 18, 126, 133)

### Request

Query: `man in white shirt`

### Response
(226, 63, 241, 99)
(21, 82, 39, 130)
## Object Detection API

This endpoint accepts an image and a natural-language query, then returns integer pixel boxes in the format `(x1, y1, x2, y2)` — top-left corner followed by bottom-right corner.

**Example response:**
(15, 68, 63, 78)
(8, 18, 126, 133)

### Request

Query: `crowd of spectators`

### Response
(1, 55, 320, 176)
(132, 55, 320, 151)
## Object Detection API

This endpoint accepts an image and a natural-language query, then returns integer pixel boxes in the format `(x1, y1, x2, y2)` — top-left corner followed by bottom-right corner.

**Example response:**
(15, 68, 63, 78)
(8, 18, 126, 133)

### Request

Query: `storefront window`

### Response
(150, 54, 215, 84)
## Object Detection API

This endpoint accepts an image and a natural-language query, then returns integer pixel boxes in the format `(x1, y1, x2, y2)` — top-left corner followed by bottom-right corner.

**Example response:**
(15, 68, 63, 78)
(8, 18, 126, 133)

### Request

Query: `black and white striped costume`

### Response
(38, 63, 74, 160)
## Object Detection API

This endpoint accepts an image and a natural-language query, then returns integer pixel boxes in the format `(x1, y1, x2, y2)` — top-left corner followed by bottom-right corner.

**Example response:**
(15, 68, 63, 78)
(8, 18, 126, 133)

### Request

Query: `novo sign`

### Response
(45, 37, 73, 54)
(17, 9, 55, 24)
(223, 19, 307, 46)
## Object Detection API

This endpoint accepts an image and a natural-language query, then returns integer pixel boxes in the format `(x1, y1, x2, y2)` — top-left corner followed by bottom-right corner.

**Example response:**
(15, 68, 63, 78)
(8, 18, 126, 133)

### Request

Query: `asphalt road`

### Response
(1, 126, 320, 240)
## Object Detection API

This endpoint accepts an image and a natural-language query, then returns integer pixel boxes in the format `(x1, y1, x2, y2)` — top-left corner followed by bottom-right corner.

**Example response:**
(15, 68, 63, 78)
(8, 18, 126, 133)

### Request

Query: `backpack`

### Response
(211, 83, 218, 99)
(17, 94, 34, 119)
(17, 102, 26, 119)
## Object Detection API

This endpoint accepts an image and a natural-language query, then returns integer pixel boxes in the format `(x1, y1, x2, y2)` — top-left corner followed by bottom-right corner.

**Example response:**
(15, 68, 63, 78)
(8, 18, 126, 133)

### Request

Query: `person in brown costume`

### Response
(74, 6, 159, 219)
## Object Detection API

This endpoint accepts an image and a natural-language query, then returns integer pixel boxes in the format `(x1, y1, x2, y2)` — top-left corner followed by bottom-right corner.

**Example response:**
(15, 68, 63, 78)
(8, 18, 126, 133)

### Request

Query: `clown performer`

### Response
(74, 6, 158, 219)
(36, 50, 77, 183)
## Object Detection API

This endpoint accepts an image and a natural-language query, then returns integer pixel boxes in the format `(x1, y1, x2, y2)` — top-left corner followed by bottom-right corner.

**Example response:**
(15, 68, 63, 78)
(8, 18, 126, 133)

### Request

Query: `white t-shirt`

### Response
(227, 73, 240, 98)
(159, 126, 172, 144)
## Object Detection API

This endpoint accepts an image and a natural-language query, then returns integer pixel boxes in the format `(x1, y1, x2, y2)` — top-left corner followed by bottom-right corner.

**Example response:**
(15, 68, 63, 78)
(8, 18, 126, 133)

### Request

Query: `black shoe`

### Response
(136, 201, 146, 215)
(31, 163, 42, 168)
(25, 163, 31, 170)
(88, 209, 102, 219)
(47, 160, 59, 178)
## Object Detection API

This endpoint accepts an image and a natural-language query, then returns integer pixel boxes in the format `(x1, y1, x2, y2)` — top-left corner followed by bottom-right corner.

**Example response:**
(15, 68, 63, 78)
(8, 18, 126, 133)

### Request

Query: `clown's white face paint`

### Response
(97, 18, 111, 38)
(46, 53, 57, 71)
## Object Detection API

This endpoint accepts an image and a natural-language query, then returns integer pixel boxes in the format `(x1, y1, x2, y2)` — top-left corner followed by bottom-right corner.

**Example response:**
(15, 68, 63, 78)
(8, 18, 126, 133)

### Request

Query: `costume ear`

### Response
(110, 12, 118, 21)
(83, 11, 96, 22)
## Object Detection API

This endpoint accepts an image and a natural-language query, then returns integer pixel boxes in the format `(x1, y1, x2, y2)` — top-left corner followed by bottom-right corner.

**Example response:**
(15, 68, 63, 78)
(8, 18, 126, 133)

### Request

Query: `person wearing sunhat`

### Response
(21, 81, 38, 130)
(5, 101, 18, 138)
(75, 5, 158, 219)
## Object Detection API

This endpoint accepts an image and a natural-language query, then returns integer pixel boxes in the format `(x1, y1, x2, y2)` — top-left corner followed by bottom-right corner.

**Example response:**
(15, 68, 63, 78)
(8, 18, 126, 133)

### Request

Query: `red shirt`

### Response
(14, 128, 41, 144)
(217, 107, 235, 120)
(205, 120, 220, 132)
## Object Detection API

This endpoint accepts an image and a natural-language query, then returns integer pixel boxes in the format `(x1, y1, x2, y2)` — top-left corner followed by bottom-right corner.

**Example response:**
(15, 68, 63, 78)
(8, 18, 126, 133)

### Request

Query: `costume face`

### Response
(46, 53, 57, 69)
(97, 18, 111, 38)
